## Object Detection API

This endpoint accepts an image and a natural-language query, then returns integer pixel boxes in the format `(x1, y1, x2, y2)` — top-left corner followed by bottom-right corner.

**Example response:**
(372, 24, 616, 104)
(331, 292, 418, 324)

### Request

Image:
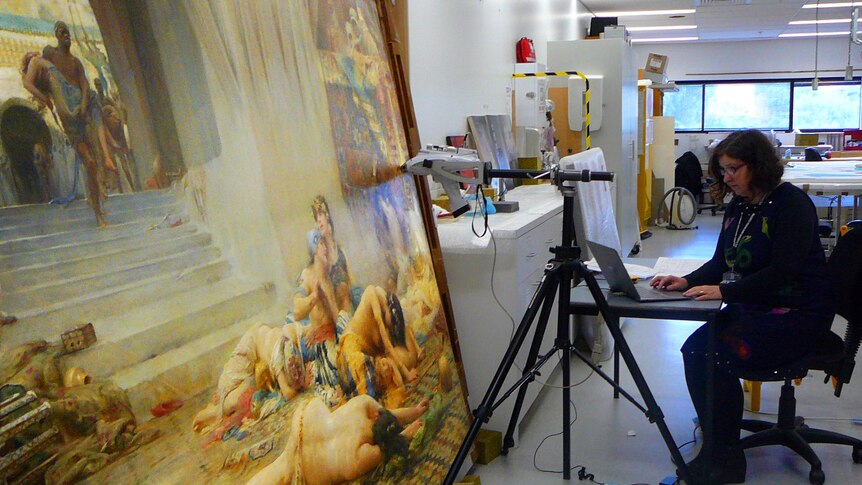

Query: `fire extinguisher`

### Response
(516, 37, 536, 63)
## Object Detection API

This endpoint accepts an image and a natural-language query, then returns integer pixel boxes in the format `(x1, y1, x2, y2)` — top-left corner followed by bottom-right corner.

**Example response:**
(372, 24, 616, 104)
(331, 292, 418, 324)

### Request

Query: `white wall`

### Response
(631, 37, 862, 165)
(409, 0, 587, 146)
(632, 37, 862, 82)
(409, 2, 862, 148)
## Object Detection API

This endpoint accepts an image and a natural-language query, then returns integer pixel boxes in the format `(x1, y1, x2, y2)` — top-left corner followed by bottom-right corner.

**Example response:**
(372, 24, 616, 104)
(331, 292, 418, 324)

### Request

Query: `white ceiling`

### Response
(579, 0, 861, 43)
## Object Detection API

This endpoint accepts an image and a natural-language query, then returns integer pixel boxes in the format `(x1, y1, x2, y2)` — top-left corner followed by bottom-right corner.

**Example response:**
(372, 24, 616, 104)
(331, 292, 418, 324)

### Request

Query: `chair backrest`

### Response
(804, 147, 824, 161)
(827, 225, 862, 396)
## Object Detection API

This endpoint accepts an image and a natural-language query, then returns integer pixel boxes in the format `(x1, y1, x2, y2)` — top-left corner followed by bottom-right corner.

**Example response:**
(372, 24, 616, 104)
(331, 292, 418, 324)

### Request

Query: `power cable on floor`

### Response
(532, 399, 604, 484)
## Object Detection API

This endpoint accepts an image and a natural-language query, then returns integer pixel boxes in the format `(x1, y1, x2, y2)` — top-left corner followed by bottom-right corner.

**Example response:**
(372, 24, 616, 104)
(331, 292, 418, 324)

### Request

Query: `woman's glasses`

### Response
(719, 164, 745, 177)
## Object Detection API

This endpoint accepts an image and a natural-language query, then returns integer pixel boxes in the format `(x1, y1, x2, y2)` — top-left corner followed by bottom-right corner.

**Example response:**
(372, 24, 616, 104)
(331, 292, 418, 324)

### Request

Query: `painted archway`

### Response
(0, 99, 53, 205)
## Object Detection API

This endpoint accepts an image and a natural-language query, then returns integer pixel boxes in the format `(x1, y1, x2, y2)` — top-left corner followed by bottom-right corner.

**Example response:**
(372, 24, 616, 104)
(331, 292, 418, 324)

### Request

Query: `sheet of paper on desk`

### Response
(585, 259, 656, 279)
(653, 257, 708, 277)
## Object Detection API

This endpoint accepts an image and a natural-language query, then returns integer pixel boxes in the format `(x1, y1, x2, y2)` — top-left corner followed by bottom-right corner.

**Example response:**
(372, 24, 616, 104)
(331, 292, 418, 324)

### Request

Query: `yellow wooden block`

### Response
(433, 195, 450, 212)
(750, 381, 762, 413)
(480, 187, 498, 201)
(474, 429, 502, 465)
(743, 380, 762, 412)
(518, 157, 542, 185)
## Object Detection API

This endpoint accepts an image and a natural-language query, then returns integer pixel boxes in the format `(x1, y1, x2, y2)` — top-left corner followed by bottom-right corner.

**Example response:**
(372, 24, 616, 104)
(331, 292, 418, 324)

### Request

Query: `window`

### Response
(662, 79, 861, 132)
(704, 83, 790, 131)
(664, 84, 702, 131)
(793, 82, 861, 129)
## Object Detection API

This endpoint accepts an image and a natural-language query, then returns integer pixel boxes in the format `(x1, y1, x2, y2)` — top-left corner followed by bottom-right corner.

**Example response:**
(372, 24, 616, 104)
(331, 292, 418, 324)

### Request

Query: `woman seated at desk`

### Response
(651, 129, 835, 484)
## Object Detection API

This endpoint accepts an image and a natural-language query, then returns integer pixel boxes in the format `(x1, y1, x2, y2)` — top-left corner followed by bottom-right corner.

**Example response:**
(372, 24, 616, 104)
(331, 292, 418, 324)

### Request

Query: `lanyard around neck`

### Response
(731, 191, 771, 250)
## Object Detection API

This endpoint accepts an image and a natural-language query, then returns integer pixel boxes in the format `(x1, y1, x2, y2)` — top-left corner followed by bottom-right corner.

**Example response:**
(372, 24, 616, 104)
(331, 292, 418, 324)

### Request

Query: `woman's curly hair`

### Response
(708, 129, 783, 201)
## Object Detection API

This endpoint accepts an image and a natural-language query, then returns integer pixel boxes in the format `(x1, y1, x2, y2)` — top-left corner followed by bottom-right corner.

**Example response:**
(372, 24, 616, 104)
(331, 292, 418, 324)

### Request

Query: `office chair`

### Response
(736, 226, 862, 485)
(804, 147, 824, 161)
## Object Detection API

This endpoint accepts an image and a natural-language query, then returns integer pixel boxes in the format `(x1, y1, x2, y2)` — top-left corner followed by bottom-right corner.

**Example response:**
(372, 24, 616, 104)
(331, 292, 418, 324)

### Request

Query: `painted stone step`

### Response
(5, 246, 222, 313)
(0, 201, 184, 240)
(0, 189, 174, 225)
(66, 278, 276, 380)
(1, 232, 213, 292)
(0, 224, 200, 272)
(0, 217, 190, 255)
(0, 259, 231, 352)
(115, 305, 282, 424)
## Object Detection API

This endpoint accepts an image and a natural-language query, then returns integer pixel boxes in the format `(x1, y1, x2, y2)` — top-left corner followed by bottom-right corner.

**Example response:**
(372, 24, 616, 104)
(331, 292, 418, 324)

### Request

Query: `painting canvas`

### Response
(0, 1, 470, 484)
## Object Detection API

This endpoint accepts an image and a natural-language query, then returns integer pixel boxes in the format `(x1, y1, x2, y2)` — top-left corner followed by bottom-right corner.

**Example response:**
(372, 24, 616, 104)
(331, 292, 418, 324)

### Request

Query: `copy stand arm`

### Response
(442, 170, 696, 485)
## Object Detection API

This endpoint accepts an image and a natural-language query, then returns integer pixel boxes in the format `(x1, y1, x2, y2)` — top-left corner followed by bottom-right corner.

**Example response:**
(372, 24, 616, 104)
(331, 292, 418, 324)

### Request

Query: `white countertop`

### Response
(436, 184, 564, 253)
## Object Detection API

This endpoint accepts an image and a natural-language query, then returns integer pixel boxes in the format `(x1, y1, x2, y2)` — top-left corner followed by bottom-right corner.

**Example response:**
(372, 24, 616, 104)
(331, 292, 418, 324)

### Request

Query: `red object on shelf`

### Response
(516, 37, 536, 63)
(446, 135, 466, 148)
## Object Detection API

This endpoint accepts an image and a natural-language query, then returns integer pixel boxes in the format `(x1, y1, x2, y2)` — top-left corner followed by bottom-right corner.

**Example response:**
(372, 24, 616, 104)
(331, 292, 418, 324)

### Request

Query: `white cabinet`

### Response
(437, 185, 564, 443)
(547, 38, 640, 255)
(514, 62, 548, 130)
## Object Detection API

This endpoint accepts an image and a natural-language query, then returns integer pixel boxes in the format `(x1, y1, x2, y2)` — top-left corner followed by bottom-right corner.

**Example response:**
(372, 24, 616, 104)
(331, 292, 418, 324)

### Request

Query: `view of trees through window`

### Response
(663, 84, 702, 130)
(704, 83, 789, 130)
(665, 79, 862, 131)
(793, 83, 861, 129)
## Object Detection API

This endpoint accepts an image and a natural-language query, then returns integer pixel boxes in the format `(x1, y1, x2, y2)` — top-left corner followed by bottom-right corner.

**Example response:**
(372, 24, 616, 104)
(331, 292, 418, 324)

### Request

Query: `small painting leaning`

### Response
(0, 1, 470, 484)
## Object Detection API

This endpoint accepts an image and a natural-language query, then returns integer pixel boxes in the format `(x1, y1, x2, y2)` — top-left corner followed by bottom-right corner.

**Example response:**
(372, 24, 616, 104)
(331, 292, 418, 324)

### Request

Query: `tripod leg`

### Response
(443, 268, 560, 485)
(614, 337, 620, 398)
(579, 266, 695, 485)
(502, 271, 558, 453)
(558, 263, 575, 480)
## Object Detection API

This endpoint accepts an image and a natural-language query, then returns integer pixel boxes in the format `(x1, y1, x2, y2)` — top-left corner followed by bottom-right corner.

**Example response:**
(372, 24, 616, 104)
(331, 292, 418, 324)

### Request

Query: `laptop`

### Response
(587, 241, 690, 303)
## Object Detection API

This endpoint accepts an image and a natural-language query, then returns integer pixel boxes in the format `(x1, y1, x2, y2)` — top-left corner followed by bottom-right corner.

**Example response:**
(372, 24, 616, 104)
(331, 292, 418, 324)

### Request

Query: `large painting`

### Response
(0, 1, 469, 484)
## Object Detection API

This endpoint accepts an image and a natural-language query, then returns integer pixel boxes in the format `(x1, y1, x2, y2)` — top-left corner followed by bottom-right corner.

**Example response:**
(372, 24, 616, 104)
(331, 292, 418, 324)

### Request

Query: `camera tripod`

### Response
(442, 168, 694, 485)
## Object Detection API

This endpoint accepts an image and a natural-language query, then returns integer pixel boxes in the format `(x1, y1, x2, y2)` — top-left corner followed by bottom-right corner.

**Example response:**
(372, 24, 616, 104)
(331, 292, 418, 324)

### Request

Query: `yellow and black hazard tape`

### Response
(512, 71, 591, 149)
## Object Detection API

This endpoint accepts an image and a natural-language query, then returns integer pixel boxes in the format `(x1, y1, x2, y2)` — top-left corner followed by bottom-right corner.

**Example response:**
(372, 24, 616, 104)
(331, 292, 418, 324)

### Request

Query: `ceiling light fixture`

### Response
(779, 30, 850, 37)
(630, 36, 699, 43)
(789, 18, 850, 24)
(627, 25, 697, 32)
(593, 9, 696, 17)
(802, 2, 857, 8)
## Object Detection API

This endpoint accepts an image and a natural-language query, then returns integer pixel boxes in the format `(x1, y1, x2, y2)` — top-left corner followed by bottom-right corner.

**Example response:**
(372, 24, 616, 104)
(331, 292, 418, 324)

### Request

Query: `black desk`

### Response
(570, 284, 723, 483)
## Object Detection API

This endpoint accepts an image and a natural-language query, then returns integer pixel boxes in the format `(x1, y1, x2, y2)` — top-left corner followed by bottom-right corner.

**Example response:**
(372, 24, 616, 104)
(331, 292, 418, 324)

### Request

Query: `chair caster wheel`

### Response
(853, 446, 862, 463)
(809, 467, 825, 485)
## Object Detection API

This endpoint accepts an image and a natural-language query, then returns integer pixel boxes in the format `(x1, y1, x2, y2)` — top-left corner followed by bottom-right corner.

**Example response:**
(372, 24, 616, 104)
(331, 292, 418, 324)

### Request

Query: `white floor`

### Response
(469, 215, 862, 485)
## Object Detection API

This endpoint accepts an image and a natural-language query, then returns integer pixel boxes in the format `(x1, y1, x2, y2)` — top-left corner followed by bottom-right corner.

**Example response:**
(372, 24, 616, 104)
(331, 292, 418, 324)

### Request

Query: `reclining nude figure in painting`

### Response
(247, 394, 429, 485)
(193, 236, 339, 432)
(337, 285, 422, 407)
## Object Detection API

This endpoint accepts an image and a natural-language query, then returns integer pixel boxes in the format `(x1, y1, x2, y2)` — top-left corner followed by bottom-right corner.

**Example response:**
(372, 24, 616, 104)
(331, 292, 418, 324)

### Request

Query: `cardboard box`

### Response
(645, 53, 668, 75)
